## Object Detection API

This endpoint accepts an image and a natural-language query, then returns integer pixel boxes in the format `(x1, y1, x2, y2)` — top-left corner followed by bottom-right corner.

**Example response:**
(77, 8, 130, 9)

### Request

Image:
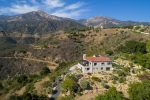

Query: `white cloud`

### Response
(51, 2, 86, 18)
(0, 0, 87, 18)
(44, 0, 65, 8)
(64, 2, 84, 10)
(9, 5, 38, 14)
(52, 9, 86, 18)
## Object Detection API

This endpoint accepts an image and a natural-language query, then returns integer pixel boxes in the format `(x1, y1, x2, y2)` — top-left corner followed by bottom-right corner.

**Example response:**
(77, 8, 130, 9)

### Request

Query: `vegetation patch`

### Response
(128, 80, 150, 100)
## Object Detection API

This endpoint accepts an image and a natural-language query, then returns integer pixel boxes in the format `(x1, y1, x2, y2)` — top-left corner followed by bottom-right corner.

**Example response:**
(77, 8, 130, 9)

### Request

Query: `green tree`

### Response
(106, 50, 114, 56)
(61, 77, 78, 93)
(95, 87, 123, 100)
(9, 93, 47, 100)
(128, 80, 150, 100)
(59, 95, 74, 100)
(79, 79, 90, 90)
(40, 67, 51, 76)
(119, 40, 146, 54)
(0, 82, 3, 90)
(17, 75, 28, 85)
(146, 40, 150, 53)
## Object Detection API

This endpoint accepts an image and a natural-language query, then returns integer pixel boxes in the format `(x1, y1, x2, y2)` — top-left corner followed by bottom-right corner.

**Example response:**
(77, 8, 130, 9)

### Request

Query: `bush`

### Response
(112, 75, 119, 81)
(79, 79, 90, 90)
(118, 77, 126, 83)
(117, 70, 127, 77)
(128, 80, 150, 100)
(118, 40, 147, 54)
(0, 64, 3, 71)
(9, 93, 47, 100)
(0, 82, 3, 90)
(95, 87, 123, 100)
(101, 81, 109, 89)
(17, 75, 28, 85)
(146, 40, 150, 53)
(61, 77, 78, 93)
(91, 77, 101, 82)
(59, 95, 74, 100)
(106, 50, 114, 56)
(131, 54, 150, 69)
(46, 87, 52, 94)
(40, 67, 51, 76)
(28, 74, 39, 83)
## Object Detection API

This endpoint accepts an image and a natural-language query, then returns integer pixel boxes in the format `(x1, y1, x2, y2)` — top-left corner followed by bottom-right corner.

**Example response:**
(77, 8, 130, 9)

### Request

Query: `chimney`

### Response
(83, 54, 86, 60)
(93, 55, 96, 57)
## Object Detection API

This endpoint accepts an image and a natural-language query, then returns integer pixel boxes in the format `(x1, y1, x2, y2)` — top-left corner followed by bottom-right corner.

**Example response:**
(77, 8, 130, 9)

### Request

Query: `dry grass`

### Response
(34, 76, 49, 95)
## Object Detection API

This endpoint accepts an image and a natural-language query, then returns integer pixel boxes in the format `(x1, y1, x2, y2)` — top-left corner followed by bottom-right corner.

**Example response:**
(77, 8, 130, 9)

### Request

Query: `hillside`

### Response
(0, 26, 150, 100)
(0, 27, 150, 79)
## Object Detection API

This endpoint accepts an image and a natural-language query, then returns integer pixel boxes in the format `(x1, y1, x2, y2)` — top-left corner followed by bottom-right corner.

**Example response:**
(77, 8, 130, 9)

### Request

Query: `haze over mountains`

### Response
(0, 10, 150, 36)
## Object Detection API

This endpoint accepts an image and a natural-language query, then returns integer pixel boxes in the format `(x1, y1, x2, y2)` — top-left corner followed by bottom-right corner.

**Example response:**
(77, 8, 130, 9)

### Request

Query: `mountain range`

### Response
(79, 16, 150, 28)
(0, 10, 150, 36)
(0, 11, 83, 36)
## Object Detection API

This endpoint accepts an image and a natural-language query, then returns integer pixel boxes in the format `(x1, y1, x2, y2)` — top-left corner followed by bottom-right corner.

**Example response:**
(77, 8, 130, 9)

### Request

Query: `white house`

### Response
(77, 54, 113, 73)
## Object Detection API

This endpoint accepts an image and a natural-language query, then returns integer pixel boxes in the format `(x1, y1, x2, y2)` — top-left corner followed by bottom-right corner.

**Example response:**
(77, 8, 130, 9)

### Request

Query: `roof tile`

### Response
(85, 56, 112, 62)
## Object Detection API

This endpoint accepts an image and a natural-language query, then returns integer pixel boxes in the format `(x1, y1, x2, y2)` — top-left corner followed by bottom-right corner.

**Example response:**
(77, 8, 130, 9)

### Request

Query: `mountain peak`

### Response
(79, 16, 122, 27)
(24, 10, 50, 18)
(91, 16, 112, 19)
(22, 10, 63, 20)
(0, 11, 84, 35)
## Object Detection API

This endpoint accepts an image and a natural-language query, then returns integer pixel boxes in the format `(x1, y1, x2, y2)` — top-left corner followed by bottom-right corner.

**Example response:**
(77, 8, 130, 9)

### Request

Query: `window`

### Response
(101, 67, 103, 70)
(106, 67, 110, 71)
(107, 62, 112, 65)
(101, 62, 105, 66)
(94, 63, 97, 66)
(87, 68, 90, 70)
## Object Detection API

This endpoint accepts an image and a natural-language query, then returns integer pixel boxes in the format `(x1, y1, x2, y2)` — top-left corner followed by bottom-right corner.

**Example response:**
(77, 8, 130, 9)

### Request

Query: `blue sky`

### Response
(0, 0, 150, 21)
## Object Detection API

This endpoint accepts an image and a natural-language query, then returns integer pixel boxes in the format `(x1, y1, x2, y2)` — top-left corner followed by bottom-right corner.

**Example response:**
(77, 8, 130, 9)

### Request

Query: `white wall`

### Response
(77, 63, 92, 73)
(78, 61, 112, 73)
(92, 62, 112, 73)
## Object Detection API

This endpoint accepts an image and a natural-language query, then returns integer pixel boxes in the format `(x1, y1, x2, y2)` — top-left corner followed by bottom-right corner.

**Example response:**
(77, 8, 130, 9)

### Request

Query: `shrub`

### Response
(79, 79, 91, 90)
(146, 40, 150, 53)
(118, 77, 126, 83)
(17, 75, 28, 85)
(95, 87, 123, 100)
(0, 64, 3, 71)
(59, 95, 74, 100)
(112, 75, 119, 81)
(131, 54, 150, 69)
(0, 82, 3, 90)
(117, 70, 127, 77)
(91, 77, 101, 82)
(40, 67, 51, 76)
(128, 80, 150, 100)
(106, 50, 114, 56)
(9, 93, 47, 100)
(118, 40, 147, 54)
(45, 86, 52, 94)
(61, 77, 78, 93)
(101, 81, 109, 89)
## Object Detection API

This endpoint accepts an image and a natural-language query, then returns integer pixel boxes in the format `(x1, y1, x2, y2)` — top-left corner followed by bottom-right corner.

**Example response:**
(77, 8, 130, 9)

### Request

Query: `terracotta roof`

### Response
(85, 56, 112, 62)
